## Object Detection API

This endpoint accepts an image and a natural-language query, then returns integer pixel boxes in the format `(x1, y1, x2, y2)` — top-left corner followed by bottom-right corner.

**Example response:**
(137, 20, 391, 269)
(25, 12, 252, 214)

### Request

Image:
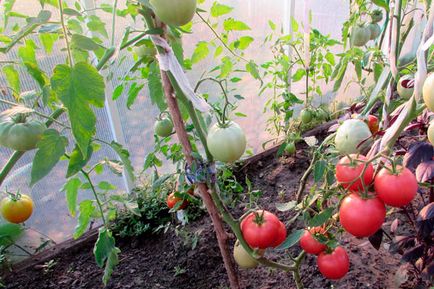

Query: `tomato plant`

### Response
(233, 240, 261, 269)
(374, 166, 418, 208)
(240, 210, 286, 249)
(207, 121, 247, 163)
(300, 109, 313, 124)
(0, 192, 33, 224)
(0, 114, 46, 151)
(339, 193, 386, 237)
(154, 116, 174, 138)
(335, 154, 374, 192)
(350, 25, 371, 47)
(317, 246, 349, 280)
(299, 227, 327, 255)
(423, 73, 434, 112)
(335, 119, 372, 155)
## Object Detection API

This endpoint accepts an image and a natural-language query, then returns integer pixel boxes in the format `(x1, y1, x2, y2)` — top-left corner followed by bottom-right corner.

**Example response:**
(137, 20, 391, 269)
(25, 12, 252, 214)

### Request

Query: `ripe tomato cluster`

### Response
(336, 154, 418, 238)
(299, 227, 350, 279)
(240, 210, 286, 249)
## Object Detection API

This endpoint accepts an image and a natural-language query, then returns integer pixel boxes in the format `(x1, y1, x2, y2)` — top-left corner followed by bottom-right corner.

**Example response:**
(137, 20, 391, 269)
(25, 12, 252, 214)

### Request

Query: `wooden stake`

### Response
(159, 70, 240, 289)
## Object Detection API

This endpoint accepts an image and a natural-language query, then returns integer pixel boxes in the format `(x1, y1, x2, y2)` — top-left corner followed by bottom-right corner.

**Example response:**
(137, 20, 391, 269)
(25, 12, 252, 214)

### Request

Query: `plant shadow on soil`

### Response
(4, 143, 410, 289)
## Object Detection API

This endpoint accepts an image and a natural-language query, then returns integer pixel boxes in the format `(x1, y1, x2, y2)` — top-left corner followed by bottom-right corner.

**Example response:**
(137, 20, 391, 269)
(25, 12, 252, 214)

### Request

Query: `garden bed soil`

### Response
(4, 137, 411, 289)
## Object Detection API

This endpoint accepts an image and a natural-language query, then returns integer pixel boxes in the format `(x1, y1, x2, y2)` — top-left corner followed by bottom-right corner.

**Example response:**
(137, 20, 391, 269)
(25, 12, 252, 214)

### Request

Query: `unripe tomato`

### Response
(0, 194, 34, 224)
(240, 210, 285, 249)
(150, 0, 196, 26)
(299, 227, 327, 255)
(335, 119, 372, 155)
(166, 192, 188, 210)
(317, 246, 349, 280)
(366, 115, 379, 134)
(397, 75, 415, 99)
(154, 117, 173, 137)
(284, 142, 296, 155)
(423, 73, 434, 112)
(336, 154, 374, 192)
(350, 25, 371, 47)
(233, 240, 263, 269)
(371, 10, 383, 23)
(207, 121, 246, 163)
(374, 166, 417, 207)
(0, 115, 46, 151)
(300, 109, 313, 124)
(339, 193, 386, 237)
(133, 44, 156, 58)
(368, 23, 381, 40)
(428, 121, 434, 146)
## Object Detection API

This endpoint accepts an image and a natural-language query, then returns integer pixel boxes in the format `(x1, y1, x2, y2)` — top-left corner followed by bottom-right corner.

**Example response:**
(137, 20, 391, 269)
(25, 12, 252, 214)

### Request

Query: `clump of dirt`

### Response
(4, 143, 404, 289)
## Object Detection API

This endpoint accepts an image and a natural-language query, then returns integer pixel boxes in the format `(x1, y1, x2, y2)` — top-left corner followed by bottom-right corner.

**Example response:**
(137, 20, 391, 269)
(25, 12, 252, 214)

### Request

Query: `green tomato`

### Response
(300, 109, 313, 124)
(207, 121, 246, 163)
(350, 25, 371, 47)
(423, 73, 434, 112)
(154, 118, 173, 137)
(150, 0, 197, 26)
(284, 142, 296, 155)
(371, 10, 383, 23)
(335, 119, 372, 155)
(233, 240, 259, 269)
(316, 107, 330, 121)
(0, 115, 46, 151)
(397, 75, 415, 99)
(133, 45, 156, 58)
(368, 23, 381, 40)
(428, 122, 434, 146)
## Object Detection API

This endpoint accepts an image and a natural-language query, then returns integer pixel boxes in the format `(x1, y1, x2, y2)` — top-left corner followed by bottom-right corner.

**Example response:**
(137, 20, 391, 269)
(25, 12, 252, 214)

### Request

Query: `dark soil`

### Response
(3, 143, 416, 289)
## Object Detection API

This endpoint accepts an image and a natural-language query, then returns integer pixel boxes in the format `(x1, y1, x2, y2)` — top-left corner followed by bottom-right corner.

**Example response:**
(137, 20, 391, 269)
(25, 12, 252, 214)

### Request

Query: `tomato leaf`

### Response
(0, 223, 24, 246)
(276, 229, 304, 250)
(308, 208, 333, 227)
(402, 244, 424, 263)
(371, 0, 389, 11)
(2, 65, 20, 97)
(210, 2, 233, 17)
(61, 177, 81, 217)
(31, 129, 68, 186)
(93, 228, 120, 285)
(66, 145, 93, 178)
(275, 201, 297, 212)
(110, 141, 135, 182)
(148, 61, 167, 111)
(313, 160, 327, 182)
(191, 41, 209, 64)
(51, 62, 105, 158)
(73, 200, 95, 239)
(71, 34, 102, 51)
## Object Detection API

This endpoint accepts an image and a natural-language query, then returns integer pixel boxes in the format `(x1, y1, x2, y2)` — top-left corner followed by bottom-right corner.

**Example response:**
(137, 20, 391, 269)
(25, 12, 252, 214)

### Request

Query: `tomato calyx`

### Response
(252, 210, 267, 226)
(10, 113, 29, 124)
(4, 189, 22, 202)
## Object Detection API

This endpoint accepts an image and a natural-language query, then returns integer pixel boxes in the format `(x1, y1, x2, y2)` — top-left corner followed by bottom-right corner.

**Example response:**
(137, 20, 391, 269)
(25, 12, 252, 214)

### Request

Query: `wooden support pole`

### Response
(159, 71, 240, 289)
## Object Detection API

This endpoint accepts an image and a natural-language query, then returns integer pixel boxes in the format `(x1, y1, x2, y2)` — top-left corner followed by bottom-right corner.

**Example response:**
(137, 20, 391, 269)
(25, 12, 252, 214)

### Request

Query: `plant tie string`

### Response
(150, 35, 212, 113)
(185, 161, 216, 185)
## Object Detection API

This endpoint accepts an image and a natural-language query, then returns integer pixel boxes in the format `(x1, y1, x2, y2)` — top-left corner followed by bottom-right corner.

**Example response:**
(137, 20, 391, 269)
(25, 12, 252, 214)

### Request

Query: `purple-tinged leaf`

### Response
(389, 235, 415, 254)
(422, 260, 434, 277)
(403, 142, 433, 170)
(416, 202, 434, 240)
(391, 218, 399, 233)
(415, 161, 434, 182)
(367, 139, 381, 159)
(368, 228, 383, 250)
(402, 244, 424, 263)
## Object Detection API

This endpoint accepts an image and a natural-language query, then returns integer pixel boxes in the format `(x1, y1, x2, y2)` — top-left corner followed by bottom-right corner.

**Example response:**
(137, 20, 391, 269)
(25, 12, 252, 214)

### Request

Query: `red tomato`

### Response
(299, 227, 327, 255)
(335, 154, 374, 192)
(339, 193, 386, 237)
(166, 192, 188, 210)
(241, 210, 283, 249)
(271, 221, 287, 247)
(367, 115, 379, 134)
(374, 166, 418, 207)
(317, 246, 350, 279)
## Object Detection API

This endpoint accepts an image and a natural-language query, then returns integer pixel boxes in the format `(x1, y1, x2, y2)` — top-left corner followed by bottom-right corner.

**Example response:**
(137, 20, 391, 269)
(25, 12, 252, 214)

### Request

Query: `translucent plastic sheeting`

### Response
(0, 0, 350, 249)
